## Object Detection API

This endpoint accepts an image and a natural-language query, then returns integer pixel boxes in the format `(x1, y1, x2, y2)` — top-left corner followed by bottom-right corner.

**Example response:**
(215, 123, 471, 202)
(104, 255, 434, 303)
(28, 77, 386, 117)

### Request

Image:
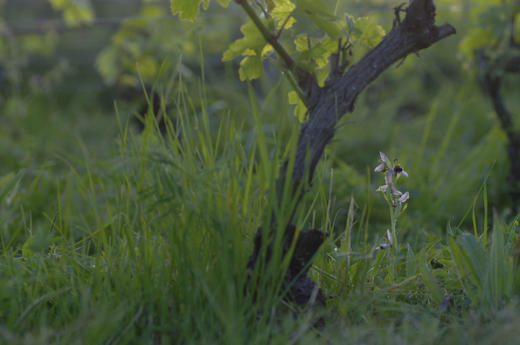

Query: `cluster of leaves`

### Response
(221, 0, 384, 83)
(0, 1, 203, 94)
(171, 0, 385, 121)
(459, 0, 520, 69)
(49, 0, 95, 27)
(171, 0, 231, 20)
(96, 1, 238, 90)
(0, 0, 94, 92)
(96, 4, 175, 87)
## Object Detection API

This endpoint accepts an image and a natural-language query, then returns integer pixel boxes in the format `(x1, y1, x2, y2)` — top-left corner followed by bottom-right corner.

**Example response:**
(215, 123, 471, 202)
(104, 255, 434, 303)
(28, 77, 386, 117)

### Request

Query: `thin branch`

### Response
(235, 0, 295, 70)
(275, 12, 293, 39)
(254, 0, 270, 18)
(234, 0, 320, 108)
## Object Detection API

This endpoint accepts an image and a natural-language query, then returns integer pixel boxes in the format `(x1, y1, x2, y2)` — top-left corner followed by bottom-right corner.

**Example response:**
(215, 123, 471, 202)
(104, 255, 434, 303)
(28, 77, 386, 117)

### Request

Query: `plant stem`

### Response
(390, 208, 398, 256)
(389, 205, 399, 282)
(235, 0, 295, 70)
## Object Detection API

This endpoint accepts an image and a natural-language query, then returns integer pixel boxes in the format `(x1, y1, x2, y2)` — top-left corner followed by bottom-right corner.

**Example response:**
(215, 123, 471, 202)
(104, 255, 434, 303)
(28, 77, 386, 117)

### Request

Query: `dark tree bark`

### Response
(243, 0, 456, 307)
(282, 0, 455, 207)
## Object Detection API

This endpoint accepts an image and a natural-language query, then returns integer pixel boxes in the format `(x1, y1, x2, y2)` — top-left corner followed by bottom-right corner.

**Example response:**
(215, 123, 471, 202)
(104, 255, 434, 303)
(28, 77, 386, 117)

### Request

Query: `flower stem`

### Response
(390, 208, 398, 255)
(389, 206, 399, 282)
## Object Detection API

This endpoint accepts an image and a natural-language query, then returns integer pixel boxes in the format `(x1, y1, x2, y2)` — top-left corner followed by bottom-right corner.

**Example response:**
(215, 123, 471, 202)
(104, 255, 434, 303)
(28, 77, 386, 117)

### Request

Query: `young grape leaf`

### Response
(170, 0, 230, 20)
(170, 0, 207, 20)
(293, 34, 336, 84)
(353, 17, 385, 47)
(49, 0, 94, 27)
(223, 21, 269, 61)
(294, 0, 342, 38)
(216, 0, 231, 7)
(239, 55, 263, 81)
(223, 20, 274, 80)
(272, 0, 296, 30)
(288, 90, 308, 122)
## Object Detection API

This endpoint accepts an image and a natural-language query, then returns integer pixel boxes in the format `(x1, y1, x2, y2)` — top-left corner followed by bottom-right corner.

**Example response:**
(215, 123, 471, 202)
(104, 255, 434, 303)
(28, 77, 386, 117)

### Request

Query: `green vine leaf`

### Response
(222, 20, 273, 80)
(288, 90, 308, 122)
(216, 0, 231, 7)
(170, 0, 207, 20)
(222, 21, 267, 61)
(293, 34, 336, 85)
(272, 0, 296, 30)
(459, 28, 494, 62)
(170, 0, 230, 20)
(294, 0, 342, 38)
(353, 17, 385, 47)
(49, 0, 94, 27)
(239, 55, 264, 81)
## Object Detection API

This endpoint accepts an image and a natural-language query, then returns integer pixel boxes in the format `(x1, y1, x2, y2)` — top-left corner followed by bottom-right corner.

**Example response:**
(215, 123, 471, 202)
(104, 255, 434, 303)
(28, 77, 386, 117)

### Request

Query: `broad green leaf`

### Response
(63, 5, 94, 27)
(294, 35, 335, 62)
(223, 19, 272, 79)
(96, 46, 119, 85)
(307, 14, 342, 38)
(288, 90, 307, 122)
(239, 55, 263, 81)
(170, 0, 230, 20)
(170, 0, 208, 20)
(49, 0, 94, 27)
(312, 37, 337, 68)
(272, 0, 296, 29)
(294, 34, 309, 52)
(294, 0, 336, 19)
(223, 21, 268, 61)
(294, 0, 342, 38)
(216, 0, 231, 7)
(261, 44, 274, 58)
(459, 28, 494, 61)
(293, 34, 336, 82)
(353, 17, 385, 47)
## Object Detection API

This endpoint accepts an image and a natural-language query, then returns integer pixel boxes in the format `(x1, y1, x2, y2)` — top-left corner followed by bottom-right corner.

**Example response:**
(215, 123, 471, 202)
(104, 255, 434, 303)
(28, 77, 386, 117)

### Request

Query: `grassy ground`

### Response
(1, 58, 520, 345)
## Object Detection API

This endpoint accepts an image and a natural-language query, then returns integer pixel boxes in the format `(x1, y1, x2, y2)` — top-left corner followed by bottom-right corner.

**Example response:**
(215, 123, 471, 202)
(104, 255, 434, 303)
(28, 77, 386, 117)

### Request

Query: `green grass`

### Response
(1, 65, 520, 345)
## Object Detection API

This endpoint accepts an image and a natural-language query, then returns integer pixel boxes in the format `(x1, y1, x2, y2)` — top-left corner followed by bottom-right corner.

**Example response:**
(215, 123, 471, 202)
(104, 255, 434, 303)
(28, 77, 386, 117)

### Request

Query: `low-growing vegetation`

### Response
(1, 0, 520, 344)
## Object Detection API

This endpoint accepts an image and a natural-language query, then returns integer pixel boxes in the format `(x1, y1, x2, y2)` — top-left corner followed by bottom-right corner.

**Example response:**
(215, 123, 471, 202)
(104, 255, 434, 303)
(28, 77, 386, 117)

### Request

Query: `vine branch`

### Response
(234, 0, 321, 108)
(235, 0, 295, 71)
(283, 0, 455, 215)
(246, 0, 456, 307)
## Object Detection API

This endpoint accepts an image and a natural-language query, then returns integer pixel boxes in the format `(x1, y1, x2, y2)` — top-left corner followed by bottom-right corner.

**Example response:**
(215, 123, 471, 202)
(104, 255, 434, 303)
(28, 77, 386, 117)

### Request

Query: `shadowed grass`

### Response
(1, 64, 520, 344)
